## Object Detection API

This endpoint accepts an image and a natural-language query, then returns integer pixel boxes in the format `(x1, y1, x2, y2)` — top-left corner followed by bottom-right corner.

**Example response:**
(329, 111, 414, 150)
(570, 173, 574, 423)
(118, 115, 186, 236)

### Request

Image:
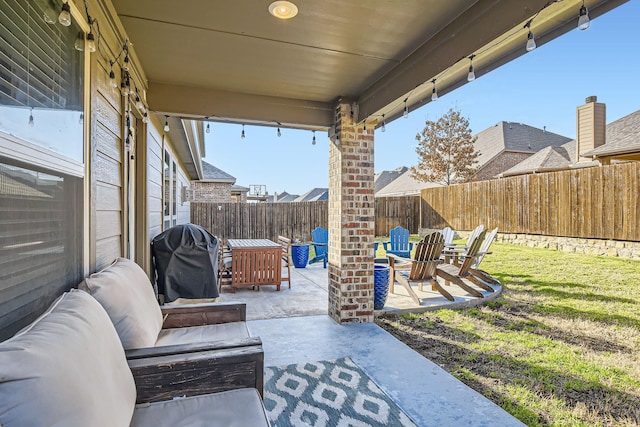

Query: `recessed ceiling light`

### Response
(269, 1, 298, 19)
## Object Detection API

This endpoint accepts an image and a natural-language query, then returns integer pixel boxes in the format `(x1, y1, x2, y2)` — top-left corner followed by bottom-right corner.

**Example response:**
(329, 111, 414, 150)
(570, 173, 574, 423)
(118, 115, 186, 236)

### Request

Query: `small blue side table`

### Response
(291, 244, 310, 268)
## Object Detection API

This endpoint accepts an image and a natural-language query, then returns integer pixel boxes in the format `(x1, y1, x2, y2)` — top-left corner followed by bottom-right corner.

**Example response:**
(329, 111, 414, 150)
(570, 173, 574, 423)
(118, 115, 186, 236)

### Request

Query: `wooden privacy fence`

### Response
(192, 163, 639, 242)
(421, 162, 640, 242)
(192, 197, 442, 240)
(191, 201, 328, 242)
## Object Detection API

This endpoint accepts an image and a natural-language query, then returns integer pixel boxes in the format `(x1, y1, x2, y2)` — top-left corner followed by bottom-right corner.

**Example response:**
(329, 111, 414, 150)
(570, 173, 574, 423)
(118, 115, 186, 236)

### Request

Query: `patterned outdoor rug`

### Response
(264, 357, 417, 427)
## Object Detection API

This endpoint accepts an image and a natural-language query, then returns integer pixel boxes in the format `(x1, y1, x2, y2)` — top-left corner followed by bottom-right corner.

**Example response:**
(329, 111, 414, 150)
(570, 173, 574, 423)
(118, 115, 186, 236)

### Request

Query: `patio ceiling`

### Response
(111, 0, 626, 131)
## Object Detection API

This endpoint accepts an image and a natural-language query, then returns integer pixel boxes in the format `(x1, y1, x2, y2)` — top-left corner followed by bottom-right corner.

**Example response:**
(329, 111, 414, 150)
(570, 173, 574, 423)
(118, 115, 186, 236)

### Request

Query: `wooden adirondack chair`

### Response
(469, 227, 500, 285)
(440, 226, 455, 246)
(309, 226, 328, 268)
(278, 235, 292, 288)
(388, 232, 453, 304)
(442, 224, 484, 263)
(437, 229, 495, 298)
(383, 226, 414, 258)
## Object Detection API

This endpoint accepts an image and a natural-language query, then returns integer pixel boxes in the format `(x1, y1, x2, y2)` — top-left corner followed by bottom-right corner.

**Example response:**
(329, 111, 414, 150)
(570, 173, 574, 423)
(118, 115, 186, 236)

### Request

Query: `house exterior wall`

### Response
(92, 56, 124, 270)
(87, 0, 191, 271)
(190, 181, 233, 203)
(473, 151, 531, 181)
(147, 125, 164, 241)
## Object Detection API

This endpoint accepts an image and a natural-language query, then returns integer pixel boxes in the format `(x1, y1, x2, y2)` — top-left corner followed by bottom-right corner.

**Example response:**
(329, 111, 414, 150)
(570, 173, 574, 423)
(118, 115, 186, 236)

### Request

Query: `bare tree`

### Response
(411, 108, 479, 185)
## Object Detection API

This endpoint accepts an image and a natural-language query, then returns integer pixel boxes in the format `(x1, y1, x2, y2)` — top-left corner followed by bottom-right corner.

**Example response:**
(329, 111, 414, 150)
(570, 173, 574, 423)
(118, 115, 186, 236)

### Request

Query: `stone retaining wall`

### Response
(418, 228, 640, 259)
(494, 233, 640, 259)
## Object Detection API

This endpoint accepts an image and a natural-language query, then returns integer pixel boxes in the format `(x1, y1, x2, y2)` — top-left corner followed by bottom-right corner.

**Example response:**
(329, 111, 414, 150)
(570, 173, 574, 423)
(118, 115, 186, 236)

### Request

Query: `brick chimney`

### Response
(576, 96, 606, 162)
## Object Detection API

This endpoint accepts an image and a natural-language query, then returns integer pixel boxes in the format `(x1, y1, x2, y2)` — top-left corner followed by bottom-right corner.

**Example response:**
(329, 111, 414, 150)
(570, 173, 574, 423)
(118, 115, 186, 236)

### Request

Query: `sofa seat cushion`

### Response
(130, 388, 270, 427)
(155, 321, 250, 347)
(80, 257, 164, 349)
(0, 289, 136, 427)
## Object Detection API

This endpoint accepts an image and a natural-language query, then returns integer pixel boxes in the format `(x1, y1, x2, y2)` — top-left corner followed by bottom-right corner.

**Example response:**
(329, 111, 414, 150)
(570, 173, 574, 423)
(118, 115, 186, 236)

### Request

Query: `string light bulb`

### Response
(123, 54, 130, 72)
(135, 94, 143, 110)
(86, 32, 96, 53)
(363, 124, 367, 135)
(526, 30, 536, 51)
(578, 2, 590, 30)
(163, 116, 170, 132)
(142, 112, 149, 124)
(205, 123, 210, 134)
(312, 131, 316, 145)
(43, 2, 57, 24)
(74, 32, 84, 51)
(277, 127, 281, 137)
(108, 62, 118, 88)
(381, 114, 386, 132)
(403, 99, 409, 118)
(28, 108, 34, 127)
(431, 79, 438, 101)
(79, 113, 84, 125)
(241, 124, 245, 139)
(58, 1, 71, 26)
(467, 55, 476, 82)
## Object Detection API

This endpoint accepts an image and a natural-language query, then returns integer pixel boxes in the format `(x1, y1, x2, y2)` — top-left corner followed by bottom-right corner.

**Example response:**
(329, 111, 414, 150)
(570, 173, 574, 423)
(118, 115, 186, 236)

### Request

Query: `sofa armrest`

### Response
(128, 338, 264, 404)
(125, 336, 262, 360)
(161, 302, 246, 328)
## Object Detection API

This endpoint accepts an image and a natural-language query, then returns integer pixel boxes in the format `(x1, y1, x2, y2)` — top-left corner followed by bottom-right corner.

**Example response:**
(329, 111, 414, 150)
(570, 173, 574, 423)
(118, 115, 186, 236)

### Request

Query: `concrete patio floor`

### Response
(217, 263, 520, 426)
(217, 262, 502, 320)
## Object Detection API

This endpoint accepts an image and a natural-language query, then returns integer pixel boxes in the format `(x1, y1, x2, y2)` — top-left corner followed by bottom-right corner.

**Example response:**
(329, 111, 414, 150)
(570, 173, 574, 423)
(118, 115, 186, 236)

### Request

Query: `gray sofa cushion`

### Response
(130, 388, 270, 427)
(0, 289, 136, 427)
(155, 321, 250, 347)
(80, 257, 164, 349)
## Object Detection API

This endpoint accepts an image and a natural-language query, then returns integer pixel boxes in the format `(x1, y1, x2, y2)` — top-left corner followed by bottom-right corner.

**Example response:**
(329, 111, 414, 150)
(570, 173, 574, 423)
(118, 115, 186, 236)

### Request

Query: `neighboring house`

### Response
(581, 109, 640, 164)
(472, 122, 572, 181)
(231, 185, 250, 203)
(294, 188, 329, 202)
(266, 188, 328, 203)
(269, 191, 300, 203)
(375, 122, 571, 196)
(499, 140, 598, 177)
(376, 169, 440, 197)
(374, 167, 407, 193)
(501, 97, 640, 177)
(190, 161, 239, 203)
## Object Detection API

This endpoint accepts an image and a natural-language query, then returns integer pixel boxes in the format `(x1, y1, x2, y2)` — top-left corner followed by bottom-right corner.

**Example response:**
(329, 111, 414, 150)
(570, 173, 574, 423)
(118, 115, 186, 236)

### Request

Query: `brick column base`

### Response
(327, 103, 375, 323)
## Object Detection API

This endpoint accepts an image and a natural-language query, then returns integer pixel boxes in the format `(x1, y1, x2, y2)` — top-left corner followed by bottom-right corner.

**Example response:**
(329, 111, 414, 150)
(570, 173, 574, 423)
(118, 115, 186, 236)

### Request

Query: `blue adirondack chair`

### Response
(309, 226, 328, 268)
(383, 226, 414, 258)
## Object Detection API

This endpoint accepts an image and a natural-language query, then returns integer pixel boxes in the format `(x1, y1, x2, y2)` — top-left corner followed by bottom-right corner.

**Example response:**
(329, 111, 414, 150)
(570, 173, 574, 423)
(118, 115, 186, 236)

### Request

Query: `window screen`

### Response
(0, 161, 83, 341)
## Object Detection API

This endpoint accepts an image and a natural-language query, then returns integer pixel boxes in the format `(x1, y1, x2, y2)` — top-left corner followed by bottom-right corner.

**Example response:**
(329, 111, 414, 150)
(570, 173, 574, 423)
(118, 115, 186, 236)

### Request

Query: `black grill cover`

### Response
(151, 223, 220, 302)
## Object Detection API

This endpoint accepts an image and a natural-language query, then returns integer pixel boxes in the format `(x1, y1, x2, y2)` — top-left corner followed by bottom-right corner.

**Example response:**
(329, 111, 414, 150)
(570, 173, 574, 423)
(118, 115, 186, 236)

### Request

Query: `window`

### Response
(0, 1, 85, 340)
(163, 150, 178, 229)
(0, 0, 84, 162)
(172, 161, 177, 225)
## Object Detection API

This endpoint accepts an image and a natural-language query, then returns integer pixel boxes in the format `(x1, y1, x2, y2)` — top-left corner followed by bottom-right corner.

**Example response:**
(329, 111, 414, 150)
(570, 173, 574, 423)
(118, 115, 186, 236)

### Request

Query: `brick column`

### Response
(328, 102, 375, 323)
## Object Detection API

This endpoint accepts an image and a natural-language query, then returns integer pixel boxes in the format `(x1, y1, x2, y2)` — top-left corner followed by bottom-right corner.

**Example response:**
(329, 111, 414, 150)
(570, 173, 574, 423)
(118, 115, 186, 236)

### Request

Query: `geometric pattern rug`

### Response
(264, 357, 418, 427)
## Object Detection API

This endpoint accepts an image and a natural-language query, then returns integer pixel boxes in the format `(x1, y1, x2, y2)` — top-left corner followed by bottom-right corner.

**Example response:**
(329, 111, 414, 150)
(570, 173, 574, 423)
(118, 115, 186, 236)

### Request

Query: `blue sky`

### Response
(204, 1, 640, 196)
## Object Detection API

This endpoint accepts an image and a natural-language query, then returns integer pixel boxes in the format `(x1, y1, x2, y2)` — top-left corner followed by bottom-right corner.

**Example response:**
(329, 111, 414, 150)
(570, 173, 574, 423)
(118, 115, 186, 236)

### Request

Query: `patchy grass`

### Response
(376, 243, 640, 426)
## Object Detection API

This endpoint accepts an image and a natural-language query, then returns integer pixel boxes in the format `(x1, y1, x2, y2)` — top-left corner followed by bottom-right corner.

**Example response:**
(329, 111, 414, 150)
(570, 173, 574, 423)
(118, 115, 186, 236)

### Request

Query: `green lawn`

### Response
(376, 243, 640, 426)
